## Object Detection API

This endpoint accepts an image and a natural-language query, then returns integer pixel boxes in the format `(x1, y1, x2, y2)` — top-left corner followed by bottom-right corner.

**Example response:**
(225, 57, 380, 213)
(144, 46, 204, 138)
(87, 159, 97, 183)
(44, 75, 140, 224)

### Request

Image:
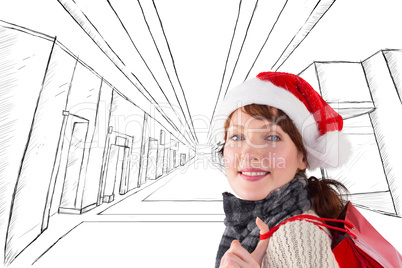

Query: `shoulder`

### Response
(263, 210, 338, 267)
(272, 210, 332, 242)
(279, 210, 332, 239)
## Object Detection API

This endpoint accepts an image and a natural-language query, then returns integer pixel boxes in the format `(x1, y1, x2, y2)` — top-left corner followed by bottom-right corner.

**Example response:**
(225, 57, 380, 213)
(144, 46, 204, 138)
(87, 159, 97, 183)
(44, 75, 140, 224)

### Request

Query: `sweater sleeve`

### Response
(262, 217, 339, 268)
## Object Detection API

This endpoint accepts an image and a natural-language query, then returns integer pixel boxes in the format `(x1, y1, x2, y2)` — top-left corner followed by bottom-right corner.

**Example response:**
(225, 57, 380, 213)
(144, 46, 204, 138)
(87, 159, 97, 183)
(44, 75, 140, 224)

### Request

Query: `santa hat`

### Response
(214, 71, 350, 170)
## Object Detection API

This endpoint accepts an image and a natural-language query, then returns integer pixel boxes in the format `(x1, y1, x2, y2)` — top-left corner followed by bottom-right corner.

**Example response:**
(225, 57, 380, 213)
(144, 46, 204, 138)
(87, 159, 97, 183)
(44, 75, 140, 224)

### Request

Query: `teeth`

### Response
(241, 172, 268, 176)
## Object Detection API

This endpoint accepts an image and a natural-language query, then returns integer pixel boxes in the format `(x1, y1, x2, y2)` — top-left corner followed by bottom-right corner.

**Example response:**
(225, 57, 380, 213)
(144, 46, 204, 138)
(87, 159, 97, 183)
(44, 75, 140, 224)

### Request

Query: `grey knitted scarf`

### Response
(215, 174, 311, 268)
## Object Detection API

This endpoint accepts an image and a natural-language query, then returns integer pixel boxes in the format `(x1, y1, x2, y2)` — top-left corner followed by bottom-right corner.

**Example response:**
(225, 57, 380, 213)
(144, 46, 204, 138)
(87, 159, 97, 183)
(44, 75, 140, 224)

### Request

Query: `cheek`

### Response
(223, 146, 237, 169)
(271, 148, 298, 169)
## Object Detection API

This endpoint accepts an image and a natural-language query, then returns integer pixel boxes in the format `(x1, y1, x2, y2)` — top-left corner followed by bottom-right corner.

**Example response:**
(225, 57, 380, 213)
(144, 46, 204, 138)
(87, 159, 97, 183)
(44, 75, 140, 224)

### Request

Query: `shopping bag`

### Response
(332, 201, 402, 267)
(260, 201, 402, 267)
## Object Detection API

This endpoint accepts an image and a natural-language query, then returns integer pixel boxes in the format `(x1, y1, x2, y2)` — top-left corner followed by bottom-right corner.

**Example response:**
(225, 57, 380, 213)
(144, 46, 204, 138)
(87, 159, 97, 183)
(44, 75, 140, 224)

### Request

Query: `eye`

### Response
(267, 135, 281, 142)
(229, 134, 244, 141)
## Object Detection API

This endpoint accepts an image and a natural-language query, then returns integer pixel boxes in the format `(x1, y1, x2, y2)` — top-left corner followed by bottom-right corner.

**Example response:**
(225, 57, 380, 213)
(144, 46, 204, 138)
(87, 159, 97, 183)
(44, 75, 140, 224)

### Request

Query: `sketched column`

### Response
(363, 49, 402, 216)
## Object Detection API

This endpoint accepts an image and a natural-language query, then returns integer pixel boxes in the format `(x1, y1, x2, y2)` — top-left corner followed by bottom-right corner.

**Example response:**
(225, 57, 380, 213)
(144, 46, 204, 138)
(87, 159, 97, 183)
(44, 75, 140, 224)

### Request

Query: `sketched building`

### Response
(299, 49, 402, 217)
(0, 22, 195, 264)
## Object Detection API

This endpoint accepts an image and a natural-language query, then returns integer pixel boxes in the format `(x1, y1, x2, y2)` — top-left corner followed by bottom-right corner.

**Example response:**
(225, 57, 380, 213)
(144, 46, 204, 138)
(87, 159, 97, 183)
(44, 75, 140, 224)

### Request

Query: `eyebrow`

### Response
(228, 123, 274, 130)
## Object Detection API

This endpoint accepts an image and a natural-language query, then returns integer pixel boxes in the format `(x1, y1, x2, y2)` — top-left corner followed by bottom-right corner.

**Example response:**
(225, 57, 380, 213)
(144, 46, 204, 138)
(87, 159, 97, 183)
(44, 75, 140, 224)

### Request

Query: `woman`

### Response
(215, 71, 350, 267)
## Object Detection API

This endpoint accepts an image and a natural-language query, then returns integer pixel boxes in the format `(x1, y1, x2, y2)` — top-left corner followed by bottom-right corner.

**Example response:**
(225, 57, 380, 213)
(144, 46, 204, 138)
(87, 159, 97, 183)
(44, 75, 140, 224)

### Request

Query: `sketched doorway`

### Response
(58, 115, 89, 214)
(102, 139, 130, 203)
(145, 138, 158, 180)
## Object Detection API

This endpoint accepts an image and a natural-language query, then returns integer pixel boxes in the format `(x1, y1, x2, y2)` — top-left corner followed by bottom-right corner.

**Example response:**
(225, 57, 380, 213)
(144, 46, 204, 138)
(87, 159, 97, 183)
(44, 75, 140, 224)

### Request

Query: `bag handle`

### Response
(260, 214, 357, 240)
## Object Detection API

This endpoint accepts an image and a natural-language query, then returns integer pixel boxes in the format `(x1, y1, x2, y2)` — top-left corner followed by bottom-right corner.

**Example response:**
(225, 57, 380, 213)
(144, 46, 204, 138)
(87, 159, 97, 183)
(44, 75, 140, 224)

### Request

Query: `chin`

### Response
(236, 190, 269, 201)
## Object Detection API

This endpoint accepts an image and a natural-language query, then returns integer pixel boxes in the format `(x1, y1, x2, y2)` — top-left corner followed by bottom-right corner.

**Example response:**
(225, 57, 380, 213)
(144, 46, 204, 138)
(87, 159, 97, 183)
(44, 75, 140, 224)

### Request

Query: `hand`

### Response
(219, 217, 270, 268)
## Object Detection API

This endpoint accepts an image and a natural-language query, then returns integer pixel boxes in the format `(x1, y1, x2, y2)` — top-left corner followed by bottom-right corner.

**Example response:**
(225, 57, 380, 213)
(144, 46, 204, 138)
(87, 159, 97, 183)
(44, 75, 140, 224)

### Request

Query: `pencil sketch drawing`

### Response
(0, 0, 401, 267)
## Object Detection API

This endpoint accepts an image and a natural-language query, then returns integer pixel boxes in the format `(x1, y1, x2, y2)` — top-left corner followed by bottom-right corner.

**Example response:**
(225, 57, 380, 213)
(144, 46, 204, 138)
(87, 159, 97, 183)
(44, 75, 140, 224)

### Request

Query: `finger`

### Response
(256, 217, 269, 234)
(220, 241, 245, 268)
(220, 253, 242, 268)
(251, 217, 270, 264)
(227, 240, 252, 263)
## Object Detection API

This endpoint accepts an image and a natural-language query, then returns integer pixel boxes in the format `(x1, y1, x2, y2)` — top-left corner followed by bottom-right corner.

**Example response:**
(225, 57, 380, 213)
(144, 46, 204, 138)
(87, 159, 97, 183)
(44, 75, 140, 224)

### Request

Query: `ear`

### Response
(297, 151, 308, 170)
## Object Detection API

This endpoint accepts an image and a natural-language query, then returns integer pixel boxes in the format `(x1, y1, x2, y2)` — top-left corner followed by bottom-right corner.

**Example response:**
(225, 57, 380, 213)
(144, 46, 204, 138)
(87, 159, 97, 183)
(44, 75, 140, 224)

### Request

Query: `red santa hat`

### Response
(214, 71, 350, 170)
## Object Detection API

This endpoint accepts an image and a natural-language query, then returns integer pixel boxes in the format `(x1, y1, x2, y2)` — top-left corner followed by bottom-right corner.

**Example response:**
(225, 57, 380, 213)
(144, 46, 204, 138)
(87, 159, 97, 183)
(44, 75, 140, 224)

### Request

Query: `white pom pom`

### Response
(306, 131, 351, 170)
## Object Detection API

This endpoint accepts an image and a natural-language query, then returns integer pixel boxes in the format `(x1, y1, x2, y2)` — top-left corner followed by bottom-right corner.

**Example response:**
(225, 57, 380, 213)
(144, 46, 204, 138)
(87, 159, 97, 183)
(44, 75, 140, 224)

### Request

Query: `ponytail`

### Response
(306, 176, 348, 219)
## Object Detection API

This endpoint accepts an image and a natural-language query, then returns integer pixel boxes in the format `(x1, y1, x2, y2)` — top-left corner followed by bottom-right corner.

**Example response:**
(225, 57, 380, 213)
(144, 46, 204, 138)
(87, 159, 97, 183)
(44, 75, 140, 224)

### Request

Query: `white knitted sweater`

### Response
(262, 210, 339, 268)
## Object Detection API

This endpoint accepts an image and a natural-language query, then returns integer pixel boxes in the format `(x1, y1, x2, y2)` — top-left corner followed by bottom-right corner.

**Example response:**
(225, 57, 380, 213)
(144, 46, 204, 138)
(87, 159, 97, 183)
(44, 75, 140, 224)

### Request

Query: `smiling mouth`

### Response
(239, 171, 270, 176)
(238, 171, 270, 182)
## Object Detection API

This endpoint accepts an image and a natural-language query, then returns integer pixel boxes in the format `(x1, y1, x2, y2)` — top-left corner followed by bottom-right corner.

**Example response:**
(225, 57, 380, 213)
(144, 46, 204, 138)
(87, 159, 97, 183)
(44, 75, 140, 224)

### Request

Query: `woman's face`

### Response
(223, 108, 306, 201)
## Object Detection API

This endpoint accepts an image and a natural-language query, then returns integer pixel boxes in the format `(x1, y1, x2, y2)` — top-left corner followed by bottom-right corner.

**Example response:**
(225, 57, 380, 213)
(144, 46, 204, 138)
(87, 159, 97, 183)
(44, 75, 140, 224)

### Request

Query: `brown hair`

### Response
(219, 104, 348, 219)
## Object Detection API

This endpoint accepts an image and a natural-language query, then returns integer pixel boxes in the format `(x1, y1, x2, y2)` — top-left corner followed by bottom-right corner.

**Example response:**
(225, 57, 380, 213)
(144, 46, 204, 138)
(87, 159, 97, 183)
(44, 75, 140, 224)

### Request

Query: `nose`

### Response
(241, 152, 259, 161)
(240, 144, 272, 170)
(240, 140, 265, 161)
